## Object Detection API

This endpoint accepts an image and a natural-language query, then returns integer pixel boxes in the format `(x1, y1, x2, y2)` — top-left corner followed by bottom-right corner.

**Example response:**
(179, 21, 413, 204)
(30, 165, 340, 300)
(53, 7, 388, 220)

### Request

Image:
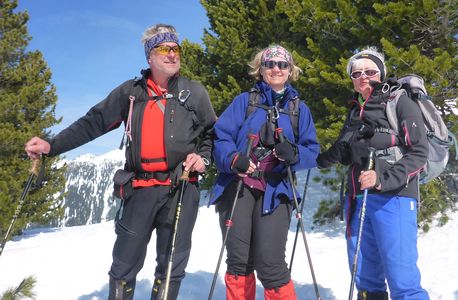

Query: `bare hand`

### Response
(359, 170, 381, 190)
(25, 137, 50, 160)
(183, 153, 207, 173)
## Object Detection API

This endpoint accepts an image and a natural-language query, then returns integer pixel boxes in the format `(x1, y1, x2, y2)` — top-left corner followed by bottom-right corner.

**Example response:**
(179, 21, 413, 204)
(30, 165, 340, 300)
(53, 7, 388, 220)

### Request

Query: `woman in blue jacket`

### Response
(210, 45, 319, 299)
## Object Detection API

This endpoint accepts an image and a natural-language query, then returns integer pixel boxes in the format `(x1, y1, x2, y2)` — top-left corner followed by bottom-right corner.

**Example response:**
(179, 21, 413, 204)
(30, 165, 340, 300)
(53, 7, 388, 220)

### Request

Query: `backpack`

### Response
(385, 74, 456, 184)
(120, 76, 195, 173)
(245, 88, 301, 142)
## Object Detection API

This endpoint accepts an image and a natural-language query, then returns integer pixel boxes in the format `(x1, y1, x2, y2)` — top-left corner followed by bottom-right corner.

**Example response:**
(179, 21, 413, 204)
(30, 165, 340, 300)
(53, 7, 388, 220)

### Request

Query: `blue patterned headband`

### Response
(144, 32, 179, 60)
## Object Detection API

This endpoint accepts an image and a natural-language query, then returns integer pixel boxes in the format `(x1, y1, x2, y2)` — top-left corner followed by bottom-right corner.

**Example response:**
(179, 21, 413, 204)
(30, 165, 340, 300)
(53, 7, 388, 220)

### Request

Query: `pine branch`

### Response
(0, 276, 37, 300)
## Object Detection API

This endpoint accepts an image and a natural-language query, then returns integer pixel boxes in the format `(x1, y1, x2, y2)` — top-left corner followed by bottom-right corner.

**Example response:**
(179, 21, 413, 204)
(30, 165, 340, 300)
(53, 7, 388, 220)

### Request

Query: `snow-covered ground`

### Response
(1, 174, 457, 299)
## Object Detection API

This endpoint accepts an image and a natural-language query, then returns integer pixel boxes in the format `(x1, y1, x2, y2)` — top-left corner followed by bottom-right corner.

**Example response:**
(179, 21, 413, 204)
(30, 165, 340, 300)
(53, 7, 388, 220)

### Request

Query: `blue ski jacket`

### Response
(209, 81, 319, 214)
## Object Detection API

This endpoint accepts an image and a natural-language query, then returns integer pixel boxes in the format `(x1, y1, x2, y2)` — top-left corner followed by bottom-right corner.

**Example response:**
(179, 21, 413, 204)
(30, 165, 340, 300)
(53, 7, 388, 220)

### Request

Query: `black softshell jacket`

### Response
(47, 69, 216, 173)
(319, 85, 428, 200)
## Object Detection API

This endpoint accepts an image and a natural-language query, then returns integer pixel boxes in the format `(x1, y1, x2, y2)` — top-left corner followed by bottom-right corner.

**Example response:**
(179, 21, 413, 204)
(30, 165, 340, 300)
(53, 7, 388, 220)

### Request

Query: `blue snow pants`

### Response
(345, 193, 429, 300)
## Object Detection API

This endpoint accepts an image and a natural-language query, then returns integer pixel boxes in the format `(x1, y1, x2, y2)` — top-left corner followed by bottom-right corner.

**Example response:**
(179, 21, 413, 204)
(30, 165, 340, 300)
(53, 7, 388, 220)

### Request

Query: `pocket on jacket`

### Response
(113, 169, 135, 201)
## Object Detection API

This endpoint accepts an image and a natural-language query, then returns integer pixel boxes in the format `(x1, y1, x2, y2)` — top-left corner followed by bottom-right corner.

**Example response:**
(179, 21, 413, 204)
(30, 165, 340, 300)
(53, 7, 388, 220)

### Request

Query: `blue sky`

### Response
(17, 0, 209, 159)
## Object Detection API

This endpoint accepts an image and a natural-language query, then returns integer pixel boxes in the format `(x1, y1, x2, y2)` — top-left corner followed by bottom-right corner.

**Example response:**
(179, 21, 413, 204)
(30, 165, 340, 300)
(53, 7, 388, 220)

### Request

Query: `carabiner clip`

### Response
(381, 82, 390, 94)
(178, 90, 191, 103)
(272, 106, 280, 120)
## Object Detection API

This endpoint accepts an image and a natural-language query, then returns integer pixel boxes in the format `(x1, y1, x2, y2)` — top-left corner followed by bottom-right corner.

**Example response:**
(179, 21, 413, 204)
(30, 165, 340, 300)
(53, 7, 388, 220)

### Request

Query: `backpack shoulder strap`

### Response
(276, 96, 301, 142)
(385, 88, 407, 135)
(246, 88, 261, 118)
(286, 96, 300, 141)
(176, 76, 192, 107)
(177, 76, 191, 94)
(245, 89, 301, 141)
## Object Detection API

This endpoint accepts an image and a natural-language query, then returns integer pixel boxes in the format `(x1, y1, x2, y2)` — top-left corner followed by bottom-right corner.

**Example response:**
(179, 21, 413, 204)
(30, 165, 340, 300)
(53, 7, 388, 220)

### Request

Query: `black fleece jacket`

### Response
(317, 83, 428, 200)
(47, 69, 216, 172)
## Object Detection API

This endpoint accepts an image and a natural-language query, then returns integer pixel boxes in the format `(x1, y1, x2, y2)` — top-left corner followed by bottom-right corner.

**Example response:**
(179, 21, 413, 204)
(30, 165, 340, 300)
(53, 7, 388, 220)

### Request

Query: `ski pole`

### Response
(276, 128, 321, 300)
(348, 148, 376, 300)
(160, 168, 190, 300)
(289, 168, 311, 273)
(339, 171, 346, 221)
(0, 159, 40, 258)
(208, 134, 256, 300)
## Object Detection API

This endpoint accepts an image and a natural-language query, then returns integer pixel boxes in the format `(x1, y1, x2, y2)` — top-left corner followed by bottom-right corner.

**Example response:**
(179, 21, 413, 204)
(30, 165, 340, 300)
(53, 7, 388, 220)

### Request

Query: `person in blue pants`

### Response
(316, 47, 430, 300)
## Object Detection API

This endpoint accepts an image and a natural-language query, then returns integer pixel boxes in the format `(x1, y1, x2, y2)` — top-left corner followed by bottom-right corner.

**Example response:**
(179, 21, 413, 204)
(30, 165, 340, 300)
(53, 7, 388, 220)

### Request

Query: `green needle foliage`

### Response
(0, 276, 36, 300)
(180, 0, 457, 229)
(0, 0, 65, 240)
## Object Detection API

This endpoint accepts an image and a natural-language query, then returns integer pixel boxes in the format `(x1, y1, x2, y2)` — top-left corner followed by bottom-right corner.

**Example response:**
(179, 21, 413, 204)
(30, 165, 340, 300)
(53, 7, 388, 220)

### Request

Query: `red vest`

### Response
(140, 77, 168, 172)
(133, 76, 170, 187)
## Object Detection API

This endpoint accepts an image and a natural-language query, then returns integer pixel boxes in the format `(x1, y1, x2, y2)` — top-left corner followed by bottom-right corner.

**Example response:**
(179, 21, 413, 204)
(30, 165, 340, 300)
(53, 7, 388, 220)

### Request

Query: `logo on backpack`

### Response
(386, 74, 456, 184)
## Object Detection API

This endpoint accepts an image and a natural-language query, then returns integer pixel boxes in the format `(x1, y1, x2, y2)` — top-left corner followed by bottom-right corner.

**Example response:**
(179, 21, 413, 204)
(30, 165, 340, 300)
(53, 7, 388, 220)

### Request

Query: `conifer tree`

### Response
(277, 0, 457, 229)
(183, 0, 457, 227)
(0, 0, 65, 240)
(197, 0, 303, 114)
(0, 276, 36, 300)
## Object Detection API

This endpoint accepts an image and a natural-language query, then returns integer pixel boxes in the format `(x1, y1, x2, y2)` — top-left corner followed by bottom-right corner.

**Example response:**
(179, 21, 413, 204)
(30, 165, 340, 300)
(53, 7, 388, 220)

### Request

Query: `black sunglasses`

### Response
(261, 60, 290, 70)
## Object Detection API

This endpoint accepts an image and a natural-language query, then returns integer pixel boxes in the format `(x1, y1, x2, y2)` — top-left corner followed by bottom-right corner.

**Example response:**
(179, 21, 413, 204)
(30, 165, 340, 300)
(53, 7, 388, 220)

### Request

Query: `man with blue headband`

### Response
(25, 23, 216, 300)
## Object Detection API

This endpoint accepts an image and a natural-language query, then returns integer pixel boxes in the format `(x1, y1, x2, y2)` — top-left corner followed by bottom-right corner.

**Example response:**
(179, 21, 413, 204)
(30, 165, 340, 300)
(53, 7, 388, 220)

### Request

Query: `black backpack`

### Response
(245, 88, 301, 142)
(120, 76, 195, 173)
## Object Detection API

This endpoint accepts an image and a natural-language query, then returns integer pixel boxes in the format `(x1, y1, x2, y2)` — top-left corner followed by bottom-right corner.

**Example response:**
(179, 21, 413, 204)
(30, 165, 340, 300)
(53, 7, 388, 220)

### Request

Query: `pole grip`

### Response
(244, 134, 257, 156)
(180, 169, 190, 181)
(275, 128, 285, 143)
(366, 147, 376, 171)
(30, 159, 40, 176)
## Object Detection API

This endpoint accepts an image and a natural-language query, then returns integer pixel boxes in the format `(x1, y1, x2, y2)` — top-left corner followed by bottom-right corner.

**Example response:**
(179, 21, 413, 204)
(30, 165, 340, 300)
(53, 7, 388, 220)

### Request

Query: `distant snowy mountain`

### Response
(57, 149, 125, 227)
(56, 151, 326, 227)
(57, 149, 457, 229)
(57, 150, 333, 228)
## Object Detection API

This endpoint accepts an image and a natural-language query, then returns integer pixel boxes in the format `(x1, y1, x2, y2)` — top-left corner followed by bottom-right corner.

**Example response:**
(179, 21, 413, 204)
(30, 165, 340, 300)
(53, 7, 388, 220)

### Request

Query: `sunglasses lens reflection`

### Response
(154, 45, 180, 55)
(263, 61, 289, 70)
(351, 71, 362, 79)
(365, 69, 378, 76)
(351, 69, 379, 79)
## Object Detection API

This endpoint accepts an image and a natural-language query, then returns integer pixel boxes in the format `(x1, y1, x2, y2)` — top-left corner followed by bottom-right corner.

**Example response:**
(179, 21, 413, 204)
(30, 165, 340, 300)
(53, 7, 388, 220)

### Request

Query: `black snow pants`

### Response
(108, 182, 200, 299)
(217, 180, 293, 289)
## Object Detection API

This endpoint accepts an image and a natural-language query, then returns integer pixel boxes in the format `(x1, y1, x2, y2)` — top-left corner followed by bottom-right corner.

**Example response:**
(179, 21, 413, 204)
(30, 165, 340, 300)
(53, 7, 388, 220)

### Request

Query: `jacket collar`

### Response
(139, 68, 179, 93)
(255, 81, 298, 107)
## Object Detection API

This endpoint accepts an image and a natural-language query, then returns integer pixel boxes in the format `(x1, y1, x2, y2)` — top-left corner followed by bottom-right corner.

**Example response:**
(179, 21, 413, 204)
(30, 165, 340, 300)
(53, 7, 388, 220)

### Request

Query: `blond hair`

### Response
(248, 45, 302, 82)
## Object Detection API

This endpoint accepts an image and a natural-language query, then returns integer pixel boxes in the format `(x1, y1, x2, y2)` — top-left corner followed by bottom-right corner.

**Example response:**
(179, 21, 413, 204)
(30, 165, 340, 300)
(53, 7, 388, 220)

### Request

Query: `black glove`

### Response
(356, 123, 375, 140)
(340, 116, 374, 142)
(231, 153, 250, 173)
(317, 141, 351, 168)
(274, 140, 298, 165)
(350, 138, 371, 166)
